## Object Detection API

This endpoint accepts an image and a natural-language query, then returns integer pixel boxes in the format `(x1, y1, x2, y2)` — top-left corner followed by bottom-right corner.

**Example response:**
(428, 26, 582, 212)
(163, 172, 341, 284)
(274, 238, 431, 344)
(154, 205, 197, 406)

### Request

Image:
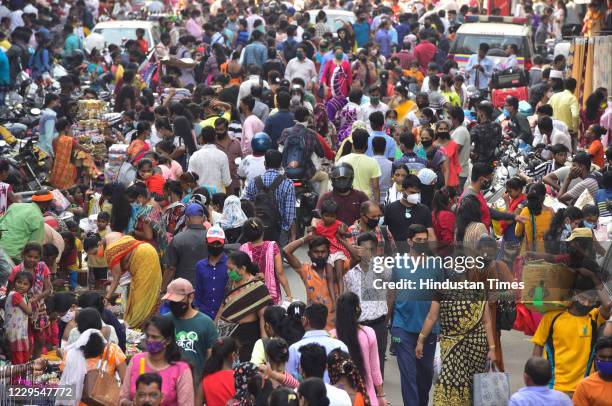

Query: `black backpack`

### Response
(254, 175, 285, 241)
(283, 38, 298, 62)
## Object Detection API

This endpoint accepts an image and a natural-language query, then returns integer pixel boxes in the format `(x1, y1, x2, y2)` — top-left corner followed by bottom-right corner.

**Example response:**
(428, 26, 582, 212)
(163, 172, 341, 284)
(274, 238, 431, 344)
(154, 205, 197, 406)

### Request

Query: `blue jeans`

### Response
(391, 327, 437, 406)
(69, 270, 78, 290)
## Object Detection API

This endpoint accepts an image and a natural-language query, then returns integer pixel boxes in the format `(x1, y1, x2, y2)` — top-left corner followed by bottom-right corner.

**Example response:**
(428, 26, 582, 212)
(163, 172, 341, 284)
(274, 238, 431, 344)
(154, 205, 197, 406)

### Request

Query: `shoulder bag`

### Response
(81, 341, 121, 406)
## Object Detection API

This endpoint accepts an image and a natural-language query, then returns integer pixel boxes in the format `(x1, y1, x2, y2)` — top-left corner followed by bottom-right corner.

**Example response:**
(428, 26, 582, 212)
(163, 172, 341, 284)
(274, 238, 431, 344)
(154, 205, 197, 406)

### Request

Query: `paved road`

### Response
(284, 248, 533, 405)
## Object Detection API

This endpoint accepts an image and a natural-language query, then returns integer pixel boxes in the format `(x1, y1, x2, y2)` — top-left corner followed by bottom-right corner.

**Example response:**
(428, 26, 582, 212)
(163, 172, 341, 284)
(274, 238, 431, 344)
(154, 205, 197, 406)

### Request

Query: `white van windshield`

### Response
(451, 34, 529, 57)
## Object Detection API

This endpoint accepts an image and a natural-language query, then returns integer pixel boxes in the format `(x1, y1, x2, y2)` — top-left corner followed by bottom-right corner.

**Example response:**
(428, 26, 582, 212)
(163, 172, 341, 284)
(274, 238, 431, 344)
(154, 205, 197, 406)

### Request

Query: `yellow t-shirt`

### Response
(68, 239, 83, 271)
(200, 112, 231, 129)
(441, 90, 462, 108)
(337, 153, 382, 199)
(531, 309, 605, 392)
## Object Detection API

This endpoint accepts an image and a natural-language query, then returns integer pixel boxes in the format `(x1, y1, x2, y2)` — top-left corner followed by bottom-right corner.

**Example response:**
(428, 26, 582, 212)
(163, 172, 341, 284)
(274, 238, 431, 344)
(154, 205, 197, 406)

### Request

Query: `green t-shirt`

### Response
(166, 311, 218, 380)
(0, 202, 44, 261)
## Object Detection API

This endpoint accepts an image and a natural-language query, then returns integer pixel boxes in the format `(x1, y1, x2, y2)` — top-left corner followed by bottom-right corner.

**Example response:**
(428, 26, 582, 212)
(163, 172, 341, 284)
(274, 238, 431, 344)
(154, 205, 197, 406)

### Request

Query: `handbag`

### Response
(494, 262, 516, 331)
(81, 341, 120, 406)
(215, 318, 240, 338)
(473, 361, 510, 406)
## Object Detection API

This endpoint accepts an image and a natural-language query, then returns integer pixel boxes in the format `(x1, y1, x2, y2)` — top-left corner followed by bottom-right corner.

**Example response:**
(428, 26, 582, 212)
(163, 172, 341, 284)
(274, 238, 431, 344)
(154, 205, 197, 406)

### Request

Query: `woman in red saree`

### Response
(49, 118, 89, 190)
(321, 46, 352, 100)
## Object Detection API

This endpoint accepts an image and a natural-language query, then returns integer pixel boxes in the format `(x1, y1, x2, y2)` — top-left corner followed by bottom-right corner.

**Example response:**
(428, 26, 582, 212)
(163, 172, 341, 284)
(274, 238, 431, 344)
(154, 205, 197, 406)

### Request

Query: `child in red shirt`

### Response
(313, 199, 351, 304)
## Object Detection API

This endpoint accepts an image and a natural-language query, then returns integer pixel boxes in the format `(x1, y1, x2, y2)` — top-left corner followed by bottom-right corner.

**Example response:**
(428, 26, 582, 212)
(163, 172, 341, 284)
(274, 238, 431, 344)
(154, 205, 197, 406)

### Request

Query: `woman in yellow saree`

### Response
(104, 232, 162, 329)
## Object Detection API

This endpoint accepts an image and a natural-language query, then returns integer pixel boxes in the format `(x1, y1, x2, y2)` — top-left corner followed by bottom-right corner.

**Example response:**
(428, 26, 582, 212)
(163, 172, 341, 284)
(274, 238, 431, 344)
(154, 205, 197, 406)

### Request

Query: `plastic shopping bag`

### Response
(473, 361, 510, 406)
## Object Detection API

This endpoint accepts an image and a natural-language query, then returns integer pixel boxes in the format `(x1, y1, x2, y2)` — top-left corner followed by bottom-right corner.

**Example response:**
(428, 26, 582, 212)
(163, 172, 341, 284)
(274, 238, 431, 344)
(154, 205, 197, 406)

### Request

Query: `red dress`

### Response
(202, 370, 235, 406)
(314, 220, 350, 259)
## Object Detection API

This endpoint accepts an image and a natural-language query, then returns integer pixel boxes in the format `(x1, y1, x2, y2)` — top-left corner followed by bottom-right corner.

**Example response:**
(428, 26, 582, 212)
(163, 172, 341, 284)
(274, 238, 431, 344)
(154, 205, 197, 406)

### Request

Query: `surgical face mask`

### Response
(450, 68, 458, 75)
(370, 96, 379, 105)
(232, 358, 241, 369)
(564, 223, 572, 232)
(386, 119, 396, 126)
(291, 95, 301, 105)
(412, 241, 430, 255)
(404, 192, 421, 205)
(60, 309, 76, 323)
(596, 359, 612, 376)
(335, 51, 344, 60)
(583, 221, 595, 229)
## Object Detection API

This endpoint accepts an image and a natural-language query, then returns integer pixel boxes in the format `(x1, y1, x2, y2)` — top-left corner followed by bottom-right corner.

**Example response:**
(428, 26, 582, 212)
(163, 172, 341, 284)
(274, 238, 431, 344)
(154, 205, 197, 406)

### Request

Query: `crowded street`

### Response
(0, 0, 610, 404)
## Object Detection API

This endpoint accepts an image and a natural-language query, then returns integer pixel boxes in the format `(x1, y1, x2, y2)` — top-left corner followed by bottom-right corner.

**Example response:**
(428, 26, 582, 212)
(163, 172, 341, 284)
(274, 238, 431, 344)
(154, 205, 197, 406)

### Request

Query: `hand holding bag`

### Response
(473, 361, 510, 406)
(81, 341, 121, 406)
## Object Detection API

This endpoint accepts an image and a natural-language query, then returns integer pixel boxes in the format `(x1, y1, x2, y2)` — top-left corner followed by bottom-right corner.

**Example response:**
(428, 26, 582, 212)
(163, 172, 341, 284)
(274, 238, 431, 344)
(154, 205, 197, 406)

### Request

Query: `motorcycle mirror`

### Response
(30, 108, 41, 116)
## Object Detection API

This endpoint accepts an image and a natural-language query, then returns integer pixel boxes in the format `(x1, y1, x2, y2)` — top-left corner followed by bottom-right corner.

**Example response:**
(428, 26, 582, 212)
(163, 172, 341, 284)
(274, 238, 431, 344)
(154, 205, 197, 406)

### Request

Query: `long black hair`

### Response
(173, 115, 197, 155)
(455, 195, 483, 242)
(110, 183, 131, 232)
(228, 251, 259, 275)
(298, 378, 329, 406)
(144, 316, 183, 364)
(526, 183, 546, 216)
(76, 308, 106, 359)
(585, 89, 606, 121)
(202, 337, 238, 377)
(544, 208, 567, 254)
(334, 292, 366, 381)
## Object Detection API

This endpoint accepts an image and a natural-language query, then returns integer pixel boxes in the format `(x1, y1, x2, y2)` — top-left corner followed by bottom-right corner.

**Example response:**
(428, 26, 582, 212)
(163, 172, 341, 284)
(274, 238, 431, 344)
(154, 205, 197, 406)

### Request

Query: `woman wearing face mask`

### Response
(434, 120, 460, 189)
(419, 127, 447, 188)
(119, 316, 194, 406)
(351, 50, 377, 89)
(126, 183, 168, 256)
(321, 46, 352, 100)
(240, 218, 292, 305)
(215, 251, 273, 362)
(202, 337, 239, 406)
(515, 183, 554, 254)
(331, 292, 386, 406)
(498, 177, 527, 261)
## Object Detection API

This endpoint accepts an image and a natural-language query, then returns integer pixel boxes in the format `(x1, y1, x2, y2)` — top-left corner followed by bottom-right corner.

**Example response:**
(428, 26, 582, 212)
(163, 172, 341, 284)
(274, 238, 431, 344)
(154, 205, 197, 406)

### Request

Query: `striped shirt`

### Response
(525, 160, 556, 181)
(567, 177, 600, 203)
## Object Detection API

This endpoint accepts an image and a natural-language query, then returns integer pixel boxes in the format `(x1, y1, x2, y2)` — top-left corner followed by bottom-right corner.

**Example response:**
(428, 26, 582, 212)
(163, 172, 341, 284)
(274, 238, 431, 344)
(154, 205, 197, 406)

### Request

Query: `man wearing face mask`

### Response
(194, 226, 229, 320)
(504, 95, 533, 146)
(383, 174, 435, 242)
(389, 224, 442, 406)
(163, 278, 218, 405)
(285, 44, 317, 88)
(459, 163, 525, 232)
(359, 84, 389, 129)
(316, 163, 369, 226)
(531, 263, 610, 396)
(348, 201, 396, 256)
(573, 337, 612, 405)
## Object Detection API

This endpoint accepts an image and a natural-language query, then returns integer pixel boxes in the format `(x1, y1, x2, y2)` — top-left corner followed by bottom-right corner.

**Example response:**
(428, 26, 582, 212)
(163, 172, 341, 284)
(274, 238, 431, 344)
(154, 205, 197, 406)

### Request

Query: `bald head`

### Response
(360, 201, 382, 217)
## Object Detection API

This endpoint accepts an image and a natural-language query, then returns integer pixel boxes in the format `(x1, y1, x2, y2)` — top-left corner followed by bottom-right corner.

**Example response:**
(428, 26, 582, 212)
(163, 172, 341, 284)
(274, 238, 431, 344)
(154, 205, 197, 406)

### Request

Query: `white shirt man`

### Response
(285, 56, 317, 86)
(187, 144, 232, 193)
(237, 75, 269, 109)
(237, 154, 266, 194)
(359, 101, 389, 130)
(532, 119, 570, 146)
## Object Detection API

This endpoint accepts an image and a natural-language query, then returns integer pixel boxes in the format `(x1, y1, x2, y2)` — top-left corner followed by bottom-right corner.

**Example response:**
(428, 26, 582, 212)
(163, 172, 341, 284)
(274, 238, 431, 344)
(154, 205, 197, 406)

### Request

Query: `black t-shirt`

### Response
(384, 200, 432, 241)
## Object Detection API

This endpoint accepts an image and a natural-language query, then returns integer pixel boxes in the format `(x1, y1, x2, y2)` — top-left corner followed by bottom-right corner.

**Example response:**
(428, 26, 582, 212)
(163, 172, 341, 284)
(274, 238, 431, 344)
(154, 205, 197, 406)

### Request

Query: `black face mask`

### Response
(573, 302, 596, 316)
(311, 256, 328, 269)
(421, 140, 433, 148)
(412, 242, 430, 255)
(208, 245, 224, 256)
(436, 131, 450, 140)
(169, 300, 189, 318)
(417, 102, 428, 109)
(365, 217, 379, 229)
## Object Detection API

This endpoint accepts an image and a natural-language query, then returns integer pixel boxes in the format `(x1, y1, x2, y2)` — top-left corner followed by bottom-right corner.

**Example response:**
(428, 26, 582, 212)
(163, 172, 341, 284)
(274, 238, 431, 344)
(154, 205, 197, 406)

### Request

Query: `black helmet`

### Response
(330, 163, 354, 193)
(251, 132, 272, 154)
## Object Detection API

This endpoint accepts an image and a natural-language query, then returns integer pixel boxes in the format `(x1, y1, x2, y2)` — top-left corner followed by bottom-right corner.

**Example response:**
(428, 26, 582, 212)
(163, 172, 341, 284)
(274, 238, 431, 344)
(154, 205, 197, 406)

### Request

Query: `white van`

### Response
(91, 20, 160, 52)
(449, 16, 535, 71)
(307, 9, 356, 34)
